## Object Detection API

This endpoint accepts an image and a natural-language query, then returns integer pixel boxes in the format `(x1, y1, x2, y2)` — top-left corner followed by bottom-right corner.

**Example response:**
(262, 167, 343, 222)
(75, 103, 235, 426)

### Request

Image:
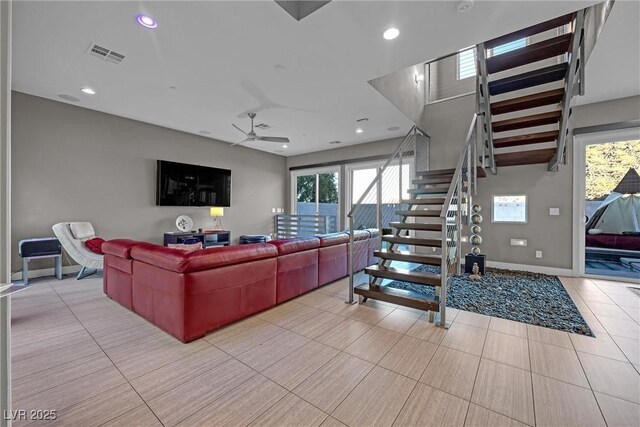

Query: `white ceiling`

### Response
(12, 0, 635, 157)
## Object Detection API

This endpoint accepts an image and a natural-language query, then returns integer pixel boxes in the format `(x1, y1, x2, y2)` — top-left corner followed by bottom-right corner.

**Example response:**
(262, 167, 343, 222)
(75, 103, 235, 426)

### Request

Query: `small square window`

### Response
(492, 195, 527, 223)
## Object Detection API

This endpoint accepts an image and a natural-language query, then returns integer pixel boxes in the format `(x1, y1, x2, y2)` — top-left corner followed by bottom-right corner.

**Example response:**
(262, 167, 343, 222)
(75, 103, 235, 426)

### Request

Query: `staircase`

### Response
(347, 3, 612, 326)
(348, 117, 483, 327)
(477, 11, 585, 171)
(357, 164, 486, 316)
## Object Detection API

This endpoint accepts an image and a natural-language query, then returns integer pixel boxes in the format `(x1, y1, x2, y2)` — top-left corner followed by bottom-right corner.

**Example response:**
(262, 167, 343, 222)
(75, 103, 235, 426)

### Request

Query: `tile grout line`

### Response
(462, 314, 491, 427)
(48, 282, 167, 427)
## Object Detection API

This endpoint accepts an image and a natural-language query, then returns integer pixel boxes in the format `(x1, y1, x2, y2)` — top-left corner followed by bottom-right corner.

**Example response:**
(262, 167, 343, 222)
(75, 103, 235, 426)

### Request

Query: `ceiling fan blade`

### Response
(229, 137, 250, 147)
(232, 124, 248, 135)
(257, 136, 290, 143)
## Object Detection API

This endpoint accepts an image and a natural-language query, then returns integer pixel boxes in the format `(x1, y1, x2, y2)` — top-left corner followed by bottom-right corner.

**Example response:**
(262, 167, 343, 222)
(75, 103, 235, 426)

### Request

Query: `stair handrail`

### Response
(346, 125, 428, 218)
(548, 9, 585, 171)
(437, 113, 478, 327)
(346, 124, 430, 304)
(440, 113, 478, 219)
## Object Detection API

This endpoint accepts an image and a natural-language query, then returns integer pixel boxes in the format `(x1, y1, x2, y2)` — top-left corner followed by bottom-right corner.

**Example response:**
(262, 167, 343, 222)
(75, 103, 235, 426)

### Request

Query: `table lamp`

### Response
(210, 207, 224, 230)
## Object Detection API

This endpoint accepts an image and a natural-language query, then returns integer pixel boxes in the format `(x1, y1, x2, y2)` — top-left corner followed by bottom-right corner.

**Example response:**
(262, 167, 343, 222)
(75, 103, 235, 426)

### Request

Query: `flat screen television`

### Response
(156, 160, 231, 207)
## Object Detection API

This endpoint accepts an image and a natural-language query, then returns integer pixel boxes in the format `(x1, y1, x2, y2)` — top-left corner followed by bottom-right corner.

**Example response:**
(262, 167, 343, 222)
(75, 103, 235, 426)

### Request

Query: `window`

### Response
(457, 48, 476, 80)
(456, 38, 527, 80)
(292, 168, 339, 233)
(492, 195, 528, 223)
(490, 38, 527, 57)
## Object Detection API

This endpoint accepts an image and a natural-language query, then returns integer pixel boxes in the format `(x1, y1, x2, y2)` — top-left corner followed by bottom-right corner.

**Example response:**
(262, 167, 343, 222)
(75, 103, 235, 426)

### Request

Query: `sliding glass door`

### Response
(291, 168, 340, 233)
(346, 160, 412, 232)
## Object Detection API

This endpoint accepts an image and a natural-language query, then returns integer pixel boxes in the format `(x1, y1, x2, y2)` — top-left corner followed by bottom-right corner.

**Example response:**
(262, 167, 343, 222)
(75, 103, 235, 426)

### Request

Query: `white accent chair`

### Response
(52, 222, 103, 279)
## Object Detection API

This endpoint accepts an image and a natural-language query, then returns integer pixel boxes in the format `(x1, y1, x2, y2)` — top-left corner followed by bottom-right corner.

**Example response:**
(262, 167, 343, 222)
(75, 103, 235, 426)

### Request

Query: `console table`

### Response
(164, 230, 231, 248)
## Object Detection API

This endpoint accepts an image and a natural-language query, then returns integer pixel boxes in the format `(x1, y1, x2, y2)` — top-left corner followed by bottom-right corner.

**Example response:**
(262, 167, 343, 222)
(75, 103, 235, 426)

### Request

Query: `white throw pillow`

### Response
(588, 228, 603, 235)
(70, 222, 95, 241)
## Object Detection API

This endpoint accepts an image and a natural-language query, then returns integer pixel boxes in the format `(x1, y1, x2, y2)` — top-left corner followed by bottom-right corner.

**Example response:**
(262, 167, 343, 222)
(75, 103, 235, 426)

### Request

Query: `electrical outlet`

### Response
(271, 208, 276, 213)
(536, 250, 542, 258)
(549, 208, 560, 216)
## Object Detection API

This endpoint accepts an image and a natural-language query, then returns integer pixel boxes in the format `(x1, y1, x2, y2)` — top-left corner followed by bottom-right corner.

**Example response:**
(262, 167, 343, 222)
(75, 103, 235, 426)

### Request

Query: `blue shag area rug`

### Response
(386, 265, 593, 336)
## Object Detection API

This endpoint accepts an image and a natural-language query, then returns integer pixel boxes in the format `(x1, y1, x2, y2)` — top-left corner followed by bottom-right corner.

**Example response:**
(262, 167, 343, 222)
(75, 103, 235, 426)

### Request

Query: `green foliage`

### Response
(585, 140, 640, 200)
(297, 173, 339, 203)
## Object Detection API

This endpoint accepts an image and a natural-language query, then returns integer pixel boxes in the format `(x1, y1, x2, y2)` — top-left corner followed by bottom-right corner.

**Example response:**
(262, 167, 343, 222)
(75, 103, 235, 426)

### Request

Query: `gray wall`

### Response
(286, 93, 640, 270)
(369, 63, 426, 128)
(11, 92, 287, 272)
(424, 94, 640, 270)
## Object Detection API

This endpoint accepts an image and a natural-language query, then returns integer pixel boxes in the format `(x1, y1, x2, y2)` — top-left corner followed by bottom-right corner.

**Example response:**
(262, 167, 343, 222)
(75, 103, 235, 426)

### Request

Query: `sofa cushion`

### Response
(103, 239, 141, 258)
(351, 230, 370, 241)
(130, 242, 278, 273)
(317, 232, 349, 247)
(267, 237, 320, 255)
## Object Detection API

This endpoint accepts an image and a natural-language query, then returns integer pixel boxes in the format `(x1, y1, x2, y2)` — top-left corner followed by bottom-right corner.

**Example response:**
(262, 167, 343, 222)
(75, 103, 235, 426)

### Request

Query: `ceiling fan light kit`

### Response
(231, 112, 291, 147)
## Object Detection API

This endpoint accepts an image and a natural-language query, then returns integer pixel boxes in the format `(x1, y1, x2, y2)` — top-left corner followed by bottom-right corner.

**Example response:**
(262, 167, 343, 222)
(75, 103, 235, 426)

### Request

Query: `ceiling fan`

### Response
(231, 112, 290, 147)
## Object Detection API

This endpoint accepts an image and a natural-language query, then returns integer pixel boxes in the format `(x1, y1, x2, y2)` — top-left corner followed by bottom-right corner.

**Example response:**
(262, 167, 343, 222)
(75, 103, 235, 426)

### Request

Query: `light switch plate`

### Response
(272, 208, 276, 213)
(549, 208, 560, 216)
(510, 238, 527, 247)
(536, 250, 542, 258)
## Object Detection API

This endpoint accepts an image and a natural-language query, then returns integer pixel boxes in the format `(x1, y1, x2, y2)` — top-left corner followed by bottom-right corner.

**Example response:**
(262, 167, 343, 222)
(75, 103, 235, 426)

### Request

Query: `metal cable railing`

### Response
(346, 126, 430, 304)
(438, 113, 479, 326)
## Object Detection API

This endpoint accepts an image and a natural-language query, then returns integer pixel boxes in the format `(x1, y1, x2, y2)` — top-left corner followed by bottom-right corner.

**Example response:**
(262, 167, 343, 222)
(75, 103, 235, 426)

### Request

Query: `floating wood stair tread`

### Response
(395, 210, 441, 217)
(494, 130, 559, 148)
(416, 166, 486, 178)
(495, 148, 557, 167)
(402, 198, 446, 205)
(375, 249, 442, 265)
(354, 284, 440, 312)
(488, 63, 568, 96)
(389, 222, 442, 231)
(407, 187, 449, 195)
(490, 88, 565, 115)
(412, 177, 454, 186)
(485, 12, 574, 49)
(486, 34, 573, 74)
(492, 110, 561, 133)
(365, 265, 441, 286)
(382, 235, 442, 247)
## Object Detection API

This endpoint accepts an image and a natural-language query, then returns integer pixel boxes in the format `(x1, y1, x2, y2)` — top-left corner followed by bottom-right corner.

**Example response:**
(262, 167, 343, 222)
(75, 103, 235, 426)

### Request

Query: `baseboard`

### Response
(486, 261, 574, 277)
(11, 265, 81, 282)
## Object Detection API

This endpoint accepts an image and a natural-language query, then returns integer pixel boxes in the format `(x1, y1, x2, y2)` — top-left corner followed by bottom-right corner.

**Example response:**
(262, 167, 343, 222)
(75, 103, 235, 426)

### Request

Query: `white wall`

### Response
(11, 92, 288, 272)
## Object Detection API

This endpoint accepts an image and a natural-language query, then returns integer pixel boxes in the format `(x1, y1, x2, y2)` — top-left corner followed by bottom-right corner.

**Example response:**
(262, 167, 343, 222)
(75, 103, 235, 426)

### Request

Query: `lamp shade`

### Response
(210, 207, 224, 217)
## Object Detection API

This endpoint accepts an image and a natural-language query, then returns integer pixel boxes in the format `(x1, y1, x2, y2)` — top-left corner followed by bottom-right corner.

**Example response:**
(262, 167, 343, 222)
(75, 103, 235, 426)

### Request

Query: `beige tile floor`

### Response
(8, 274, 640, 426)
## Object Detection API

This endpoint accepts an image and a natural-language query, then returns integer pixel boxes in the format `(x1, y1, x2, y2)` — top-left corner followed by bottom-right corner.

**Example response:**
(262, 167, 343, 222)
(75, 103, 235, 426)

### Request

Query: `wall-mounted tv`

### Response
(156, 160, 231, 207)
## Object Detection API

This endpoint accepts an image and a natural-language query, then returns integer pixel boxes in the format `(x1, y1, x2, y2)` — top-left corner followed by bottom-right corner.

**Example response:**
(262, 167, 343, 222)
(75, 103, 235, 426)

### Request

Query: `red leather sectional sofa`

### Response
(103, 231, 379, 342)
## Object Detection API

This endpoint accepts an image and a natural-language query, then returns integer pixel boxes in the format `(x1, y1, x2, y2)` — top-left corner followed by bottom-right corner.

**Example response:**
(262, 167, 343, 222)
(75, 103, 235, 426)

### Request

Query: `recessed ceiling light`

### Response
(137, 14, 158, 29)
(81, 87, 96, 95)
(355, 128, 364, 134)
(58, 94, 80, 102)
(282, 144, 288, 149)
(387, 126, 400, 131)
(199, 130, 211, 135)
(329, 140, 342, 145)
(383, 28, 400, 40)
(456, 0, 474, 12)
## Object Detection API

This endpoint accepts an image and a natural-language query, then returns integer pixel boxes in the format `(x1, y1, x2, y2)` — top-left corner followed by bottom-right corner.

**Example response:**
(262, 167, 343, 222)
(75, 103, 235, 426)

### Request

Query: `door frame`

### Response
(290, 165, 341, 229)
(572, 126, 640, 281)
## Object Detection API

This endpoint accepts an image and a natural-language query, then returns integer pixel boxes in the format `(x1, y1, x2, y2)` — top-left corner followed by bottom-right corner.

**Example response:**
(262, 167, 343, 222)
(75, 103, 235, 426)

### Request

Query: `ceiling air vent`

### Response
(255, 123, 270, 129)
(87, 43, 126, 65)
